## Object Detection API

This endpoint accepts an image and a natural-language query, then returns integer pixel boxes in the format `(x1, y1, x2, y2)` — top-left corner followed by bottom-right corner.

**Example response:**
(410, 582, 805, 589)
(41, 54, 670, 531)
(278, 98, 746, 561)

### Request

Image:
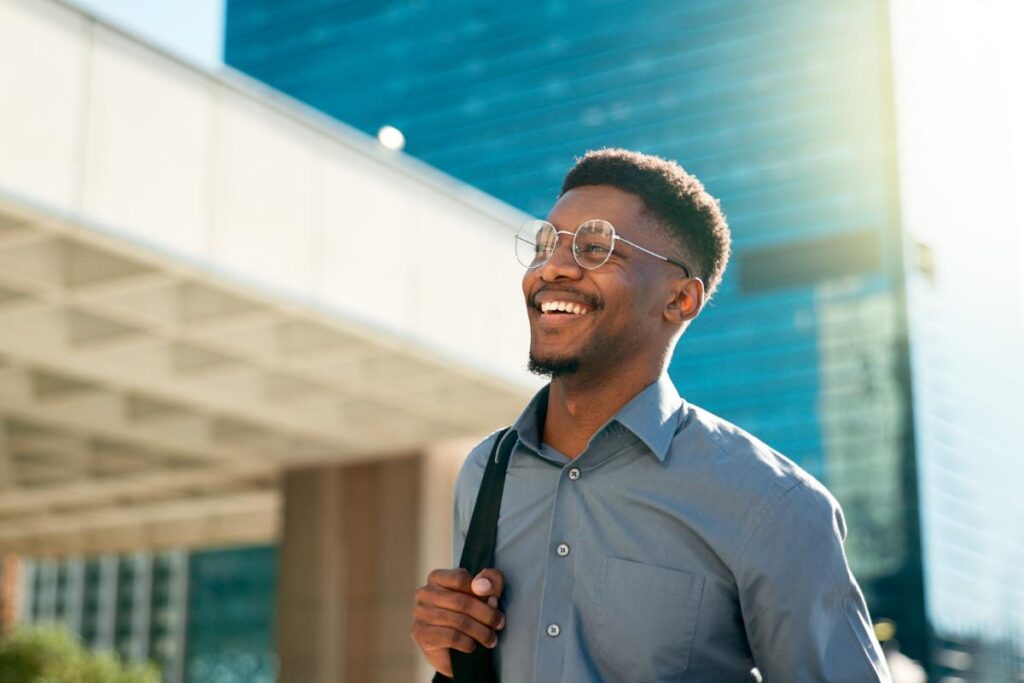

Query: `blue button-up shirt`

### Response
(452, 374, 890, 682)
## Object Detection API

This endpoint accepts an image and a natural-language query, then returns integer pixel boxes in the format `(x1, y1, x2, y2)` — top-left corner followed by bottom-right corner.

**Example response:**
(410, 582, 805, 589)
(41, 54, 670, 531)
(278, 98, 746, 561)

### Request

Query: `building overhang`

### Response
(0, 0, 540, 555)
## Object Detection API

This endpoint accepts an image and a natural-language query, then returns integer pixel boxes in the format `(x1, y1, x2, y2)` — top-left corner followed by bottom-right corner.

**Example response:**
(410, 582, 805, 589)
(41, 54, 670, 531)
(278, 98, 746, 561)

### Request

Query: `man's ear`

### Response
(663, 277, 704, 324)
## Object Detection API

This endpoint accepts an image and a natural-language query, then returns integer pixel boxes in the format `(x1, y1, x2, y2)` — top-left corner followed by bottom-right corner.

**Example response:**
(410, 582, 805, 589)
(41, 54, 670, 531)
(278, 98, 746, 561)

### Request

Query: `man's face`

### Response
(522, 184, 683, 378)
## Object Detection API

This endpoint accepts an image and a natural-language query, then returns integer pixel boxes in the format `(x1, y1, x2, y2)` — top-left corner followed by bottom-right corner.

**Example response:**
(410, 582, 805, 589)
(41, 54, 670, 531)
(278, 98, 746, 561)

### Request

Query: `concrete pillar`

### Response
(277, 463, 345, 683)
(0, 552, 21, 635)
(277, 442, 472, 683)
(415, 439, 477, 682)
(276, 454, 410, 683)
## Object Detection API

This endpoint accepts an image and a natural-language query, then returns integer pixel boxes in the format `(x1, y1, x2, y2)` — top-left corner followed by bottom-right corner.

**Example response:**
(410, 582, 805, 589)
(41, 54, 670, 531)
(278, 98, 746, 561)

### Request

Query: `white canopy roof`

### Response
(0, 0, 540, 555)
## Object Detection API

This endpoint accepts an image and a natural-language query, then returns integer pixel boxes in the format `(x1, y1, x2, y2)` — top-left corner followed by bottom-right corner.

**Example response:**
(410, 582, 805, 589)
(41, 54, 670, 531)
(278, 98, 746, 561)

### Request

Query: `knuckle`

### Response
(420, 585, 443, 604)
(452, 632, 476, 653)
(452, 593, 471, 612)
(453, 613, 473, 632)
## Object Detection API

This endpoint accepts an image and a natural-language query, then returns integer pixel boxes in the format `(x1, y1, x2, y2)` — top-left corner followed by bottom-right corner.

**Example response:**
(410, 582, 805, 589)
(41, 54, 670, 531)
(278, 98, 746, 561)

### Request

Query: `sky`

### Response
(65, 0, 224, 69)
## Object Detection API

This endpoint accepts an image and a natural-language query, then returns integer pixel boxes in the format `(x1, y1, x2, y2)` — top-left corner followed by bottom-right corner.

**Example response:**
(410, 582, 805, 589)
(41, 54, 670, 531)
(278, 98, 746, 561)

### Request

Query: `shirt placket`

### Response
(531, 459, 584, 682)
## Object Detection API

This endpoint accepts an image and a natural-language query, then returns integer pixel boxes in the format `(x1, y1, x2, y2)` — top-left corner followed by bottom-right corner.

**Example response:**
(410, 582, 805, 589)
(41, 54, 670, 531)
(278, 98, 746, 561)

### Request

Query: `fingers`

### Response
(411, 566, 507, 668)
(427, 567, 505, 600)
(411, 621, 481, 654)
(416, 582, 505, 631)
(415, 605, 500, 649)
(428, 567, 474, 593)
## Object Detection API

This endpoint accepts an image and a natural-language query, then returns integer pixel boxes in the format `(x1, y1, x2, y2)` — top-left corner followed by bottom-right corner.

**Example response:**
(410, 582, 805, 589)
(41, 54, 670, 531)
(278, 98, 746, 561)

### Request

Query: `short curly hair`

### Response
(560, 148, 731, 302)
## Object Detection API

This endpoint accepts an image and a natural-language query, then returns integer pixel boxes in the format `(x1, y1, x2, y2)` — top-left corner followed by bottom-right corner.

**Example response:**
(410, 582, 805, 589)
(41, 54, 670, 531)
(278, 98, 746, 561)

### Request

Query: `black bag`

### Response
(448, 428, 514, 683)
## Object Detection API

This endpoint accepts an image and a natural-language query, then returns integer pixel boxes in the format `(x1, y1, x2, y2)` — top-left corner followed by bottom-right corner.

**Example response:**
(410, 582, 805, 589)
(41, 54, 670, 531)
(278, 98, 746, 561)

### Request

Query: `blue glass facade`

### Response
(21, 552, 191, 682)
(184, 545, 277, 683)
(222, 1, 1019, 680)
(19, 546, 278, 683)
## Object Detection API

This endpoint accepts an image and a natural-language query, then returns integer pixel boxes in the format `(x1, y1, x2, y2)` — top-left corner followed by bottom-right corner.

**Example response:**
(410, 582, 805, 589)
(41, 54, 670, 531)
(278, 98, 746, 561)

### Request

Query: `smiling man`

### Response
(411, 149, 890, 682)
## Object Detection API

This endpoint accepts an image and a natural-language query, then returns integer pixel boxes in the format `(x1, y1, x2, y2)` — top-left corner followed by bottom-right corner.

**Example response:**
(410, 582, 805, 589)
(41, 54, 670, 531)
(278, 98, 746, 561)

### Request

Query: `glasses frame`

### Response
(516, 219, 695, 279)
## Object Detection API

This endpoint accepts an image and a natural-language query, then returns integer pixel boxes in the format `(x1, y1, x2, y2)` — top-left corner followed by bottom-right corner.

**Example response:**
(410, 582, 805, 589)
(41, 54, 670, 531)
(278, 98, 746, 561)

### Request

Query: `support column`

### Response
(416, 438, 478, 682)
(0, 553, 21, 635)
(279, 452, 455, 683)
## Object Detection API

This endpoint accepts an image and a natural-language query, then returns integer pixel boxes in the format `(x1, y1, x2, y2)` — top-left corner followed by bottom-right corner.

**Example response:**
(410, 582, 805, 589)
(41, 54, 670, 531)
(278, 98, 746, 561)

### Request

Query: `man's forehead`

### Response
(547, 185, 650, 230)
(547, 185, 669, 245)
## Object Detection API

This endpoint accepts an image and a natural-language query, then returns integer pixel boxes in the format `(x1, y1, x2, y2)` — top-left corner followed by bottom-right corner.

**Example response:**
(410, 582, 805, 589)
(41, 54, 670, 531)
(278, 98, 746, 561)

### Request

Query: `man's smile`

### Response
(530, 290, 601, 328)
(539, 300, 591, 315)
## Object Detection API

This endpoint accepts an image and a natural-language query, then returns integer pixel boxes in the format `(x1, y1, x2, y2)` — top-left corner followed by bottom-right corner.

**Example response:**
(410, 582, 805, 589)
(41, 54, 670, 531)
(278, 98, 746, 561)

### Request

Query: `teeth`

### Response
(539, 301, 590, 315)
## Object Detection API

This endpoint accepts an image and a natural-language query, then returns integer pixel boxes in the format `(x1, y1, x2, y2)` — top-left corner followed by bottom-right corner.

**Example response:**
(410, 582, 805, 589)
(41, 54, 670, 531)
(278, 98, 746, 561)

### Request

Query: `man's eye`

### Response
(583, 243, 609, 253)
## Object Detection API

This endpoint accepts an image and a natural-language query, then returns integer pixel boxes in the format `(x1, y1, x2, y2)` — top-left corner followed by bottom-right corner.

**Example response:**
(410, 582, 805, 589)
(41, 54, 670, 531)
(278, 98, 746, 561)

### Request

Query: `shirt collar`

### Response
(506, 373, 683, 463)
(506, 384, 549, 458)
(611, 373, 684, 462)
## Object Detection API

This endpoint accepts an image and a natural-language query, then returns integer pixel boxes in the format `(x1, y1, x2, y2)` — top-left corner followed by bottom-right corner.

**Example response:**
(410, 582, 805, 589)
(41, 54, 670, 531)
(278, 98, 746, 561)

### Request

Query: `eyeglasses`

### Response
(515, 219, 694, 278)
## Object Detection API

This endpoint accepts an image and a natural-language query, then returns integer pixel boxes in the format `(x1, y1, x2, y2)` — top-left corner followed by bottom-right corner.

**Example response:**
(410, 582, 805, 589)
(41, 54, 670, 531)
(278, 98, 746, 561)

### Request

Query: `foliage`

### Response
(0, 626, 160, 683)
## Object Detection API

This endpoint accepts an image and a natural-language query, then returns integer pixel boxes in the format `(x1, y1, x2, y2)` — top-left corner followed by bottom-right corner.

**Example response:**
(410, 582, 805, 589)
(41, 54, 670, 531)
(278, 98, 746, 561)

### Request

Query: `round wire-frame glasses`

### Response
(515, 219, 694, 279)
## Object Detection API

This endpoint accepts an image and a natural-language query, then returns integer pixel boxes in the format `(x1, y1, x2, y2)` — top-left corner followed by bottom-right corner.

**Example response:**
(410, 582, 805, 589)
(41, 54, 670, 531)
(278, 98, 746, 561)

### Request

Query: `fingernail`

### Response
(472, 577, 492, 594)
(496, 614, 506, 630)
(487, 596, 498, 608)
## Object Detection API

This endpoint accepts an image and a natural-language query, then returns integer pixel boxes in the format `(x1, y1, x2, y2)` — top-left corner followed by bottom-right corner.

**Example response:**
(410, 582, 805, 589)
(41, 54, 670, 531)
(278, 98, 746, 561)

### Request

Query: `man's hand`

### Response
(410, 567, 506, 677)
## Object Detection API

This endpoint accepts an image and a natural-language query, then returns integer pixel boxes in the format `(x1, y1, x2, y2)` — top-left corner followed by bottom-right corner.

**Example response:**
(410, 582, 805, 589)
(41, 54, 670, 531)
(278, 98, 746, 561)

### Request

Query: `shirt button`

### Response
(547, 623, 561, 637)
(556, 543, 570, 557)
(568, 467, 581, 480)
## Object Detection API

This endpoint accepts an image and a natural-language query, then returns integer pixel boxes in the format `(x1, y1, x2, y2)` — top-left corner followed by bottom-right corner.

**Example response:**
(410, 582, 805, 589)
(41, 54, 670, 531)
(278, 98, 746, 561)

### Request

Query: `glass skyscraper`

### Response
(19, 545, 277, 683)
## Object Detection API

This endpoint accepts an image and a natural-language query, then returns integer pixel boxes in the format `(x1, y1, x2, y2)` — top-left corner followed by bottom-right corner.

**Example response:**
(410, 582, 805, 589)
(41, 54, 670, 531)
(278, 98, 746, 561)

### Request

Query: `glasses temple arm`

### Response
(617, 236, 693, 279)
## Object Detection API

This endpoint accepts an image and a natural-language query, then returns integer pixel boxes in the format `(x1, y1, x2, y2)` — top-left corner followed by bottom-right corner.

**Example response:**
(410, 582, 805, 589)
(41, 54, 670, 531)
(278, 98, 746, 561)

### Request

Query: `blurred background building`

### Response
(3, 0, 1023, 682)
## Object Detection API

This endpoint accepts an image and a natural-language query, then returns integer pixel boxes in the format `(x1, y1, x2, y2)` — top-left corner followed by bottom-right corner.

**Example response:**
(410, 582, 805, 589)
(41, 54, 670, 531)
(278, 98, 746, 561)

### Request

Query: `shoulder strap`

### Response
(451, 427, 514, 682)
(458, 427, 514, 577)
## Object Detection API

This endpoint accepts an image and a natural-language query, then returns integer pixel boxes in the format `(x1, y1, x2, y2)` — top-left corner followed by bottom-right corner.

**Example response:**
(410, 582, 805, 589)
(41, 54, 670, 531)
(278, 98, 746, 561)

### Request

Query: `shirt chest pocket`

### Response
(593, 557, 705, 682)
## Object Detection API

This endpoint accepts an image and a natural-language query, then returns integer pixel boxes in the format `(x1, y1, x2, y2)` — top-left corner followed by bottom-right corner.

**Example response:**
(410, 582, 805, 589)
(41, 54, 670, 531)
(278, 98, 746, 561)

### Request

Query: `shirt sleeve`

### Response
(735, 481, 892, 683)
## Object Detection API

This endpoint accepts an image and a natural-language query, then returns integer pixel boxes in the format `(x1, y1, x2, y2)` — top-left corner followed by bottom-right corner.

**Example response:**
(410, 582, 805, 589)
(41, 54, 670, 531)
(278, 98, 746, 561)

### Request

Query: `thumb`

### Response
(470, 568, 504, 597)
(471, 575, 492, 595)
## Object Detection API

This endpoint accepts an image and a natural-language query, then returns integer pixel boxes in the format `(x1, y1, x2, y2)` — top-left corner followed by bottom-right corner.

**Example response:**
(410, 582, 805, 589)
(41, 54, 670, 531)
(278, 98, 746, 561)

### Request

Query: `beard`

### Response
(528, 351, 581, 378)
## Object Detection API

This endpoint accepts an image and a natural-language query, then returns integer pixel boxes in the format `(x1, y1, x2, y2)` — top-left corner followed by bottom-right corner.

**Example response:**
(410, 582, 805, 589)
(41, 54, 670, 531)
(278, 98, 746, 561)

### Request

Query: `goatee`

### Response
(528, 353, 581, 378)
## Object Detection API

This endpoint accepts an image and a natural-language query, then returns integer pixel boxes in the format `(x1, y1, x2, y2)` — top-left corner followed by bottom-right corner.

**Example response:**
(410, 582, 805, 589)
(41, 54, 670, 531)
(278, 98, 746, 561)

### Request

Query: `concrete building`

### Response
(0, 0, 540, 680)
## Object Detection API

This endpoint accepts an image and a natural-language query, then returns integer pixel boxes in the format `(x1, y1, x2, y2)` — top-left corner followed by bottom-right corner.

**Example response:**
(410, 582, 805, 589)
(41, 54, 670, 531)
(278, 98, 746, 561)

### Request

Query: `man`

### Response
(411, 149, 890, 682)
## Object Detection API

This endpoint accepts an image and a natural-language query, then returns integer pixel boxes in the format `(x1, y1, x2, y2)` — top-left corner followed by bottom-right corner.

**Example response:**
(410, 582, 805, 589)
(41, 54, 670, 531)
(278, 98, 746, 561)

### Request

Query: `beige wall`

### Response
(278, 444, 467, 683)
(0, 553, 21, 635)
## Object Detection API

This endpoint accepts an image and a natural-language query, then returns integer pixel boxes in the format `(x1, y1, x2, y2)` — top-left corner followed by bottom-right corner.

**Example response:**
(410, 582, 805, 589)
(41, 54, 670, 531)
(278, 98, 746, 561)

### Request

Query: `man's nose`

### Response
(538, 234, 583, 281)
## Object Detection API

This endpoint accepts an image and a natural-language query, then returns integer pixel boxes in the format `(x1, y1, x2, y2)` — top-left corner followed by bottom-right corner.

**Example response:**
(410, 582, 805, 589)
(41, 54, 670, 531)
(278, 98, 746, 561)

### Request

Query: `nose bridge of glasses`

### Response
(544, 228, 580, 264)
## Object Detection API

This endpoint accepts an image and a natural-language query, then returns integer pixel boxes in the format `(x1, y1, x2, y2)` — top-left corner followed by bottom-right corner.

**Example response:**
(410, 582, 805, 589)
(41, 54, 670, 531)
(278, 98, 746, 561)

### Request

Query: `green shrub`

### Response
(0, 626, 160, 683)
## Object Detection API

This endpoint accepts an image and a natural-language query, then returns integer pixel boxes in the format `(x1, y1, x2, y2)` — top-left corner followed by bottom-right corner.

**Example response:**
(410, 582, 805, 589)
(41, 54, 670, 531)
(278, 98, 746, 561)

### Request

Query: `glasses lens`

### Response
(515, 220, 556, 268)
(574, 220, 614, 269)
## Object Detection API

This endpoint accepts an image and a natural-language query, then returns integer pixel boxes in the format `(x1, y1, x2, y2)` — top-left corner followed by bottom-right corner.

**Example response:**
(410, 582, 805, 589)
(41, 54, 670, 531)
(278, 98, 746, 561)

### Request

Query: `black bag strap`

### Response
(450, 427, 514, 683)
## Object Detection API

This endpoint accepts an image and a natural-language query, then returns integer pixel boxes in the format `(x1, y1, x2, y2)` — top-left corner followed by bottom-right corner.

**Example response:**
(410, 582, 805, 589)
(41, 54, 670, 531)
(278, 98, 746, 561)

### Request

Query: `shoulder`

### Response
(676, 402, 826, 495)
(672, 402, 844, 550)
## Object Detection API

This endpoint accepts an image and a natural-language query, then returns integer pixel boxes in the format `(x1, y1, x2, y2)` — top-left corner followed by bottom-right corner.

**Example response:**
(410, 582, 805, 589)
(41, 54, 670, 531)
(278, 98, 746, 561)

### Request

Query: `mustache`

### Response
(531, 288, 602, 310)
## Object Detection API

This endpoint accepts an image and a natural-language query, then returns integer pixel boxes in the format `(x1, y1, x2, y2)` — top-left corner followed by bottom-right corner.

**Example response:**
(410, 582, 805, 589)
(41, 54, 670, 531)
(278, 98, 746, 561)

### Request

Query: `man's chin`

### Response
(528, 353, 581, 378)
